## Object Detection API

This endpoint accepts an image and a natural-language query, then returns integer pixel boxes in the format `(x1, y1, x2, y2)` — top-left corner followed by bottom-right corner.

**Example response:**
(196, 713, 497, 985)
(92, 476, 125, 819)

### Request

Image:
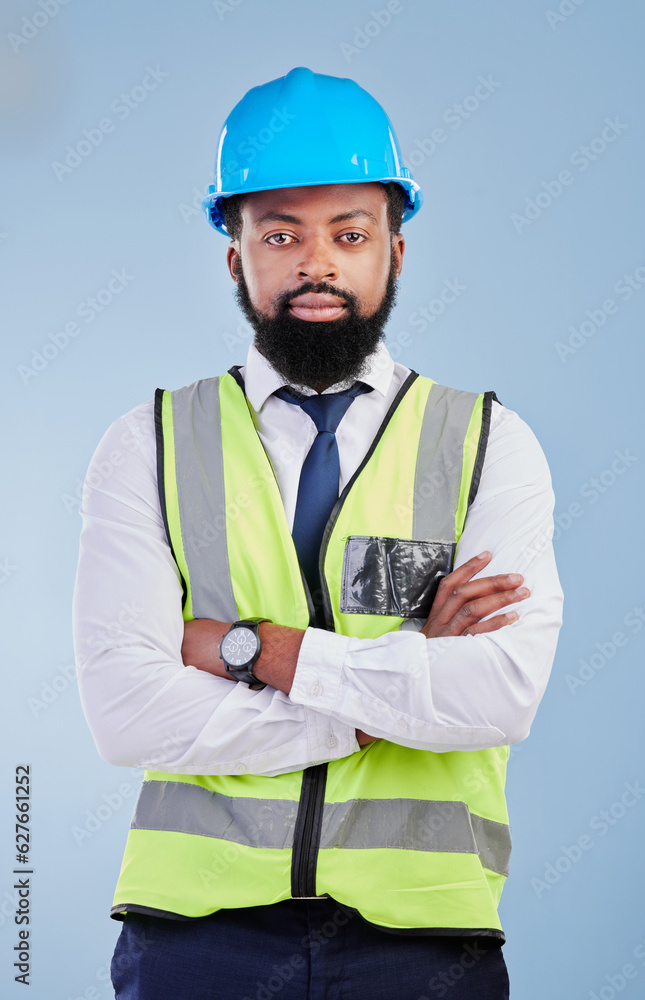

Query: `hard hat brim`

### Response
(201, 178, 423, 237)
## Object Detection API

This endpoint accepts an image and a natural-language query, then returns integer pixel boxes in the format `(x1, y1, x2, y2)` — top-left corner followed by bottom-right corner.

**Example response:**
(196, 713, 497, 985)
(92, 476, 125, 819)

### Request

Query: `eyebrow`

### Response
(253, 209, 379, 228)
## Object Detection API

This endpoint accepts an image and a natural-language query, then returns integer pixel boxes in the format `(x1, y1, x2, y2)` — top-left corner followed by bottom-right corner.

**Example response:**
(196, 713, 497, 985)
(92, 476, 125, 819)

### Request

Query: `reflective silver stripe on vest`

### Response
(412, 383, 480, 542)
(170, 379, 238, 621)
(131, 780, 299, 850)
(320, 798, 510, 876)
(131, 781, 511, 876)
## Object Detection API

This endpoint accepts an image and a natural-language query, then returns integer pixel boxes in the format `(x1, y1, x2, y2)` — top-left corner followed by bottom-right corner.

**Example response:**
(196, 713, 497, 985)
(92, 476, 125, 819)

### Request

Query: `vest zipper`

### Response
(290, 373, 421, 897)
(291, 762, 328, 897)
(228, 366, 421, 899)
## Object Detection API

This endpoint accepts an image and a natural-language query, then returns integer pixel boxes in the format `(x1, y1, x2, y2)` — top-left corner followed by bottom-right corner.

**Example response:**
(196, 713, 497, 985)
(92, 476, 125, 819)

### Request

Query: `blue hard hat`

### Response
(201, 66, 423, 236)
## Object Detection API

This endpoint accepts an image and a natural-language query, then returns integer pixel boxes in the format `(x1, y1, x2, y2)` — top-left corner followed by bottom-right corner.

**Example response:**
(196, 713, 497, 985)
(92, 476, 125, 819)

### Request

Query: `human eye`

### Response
(339, 232, 366, 245)
(265, 233, 296, 245)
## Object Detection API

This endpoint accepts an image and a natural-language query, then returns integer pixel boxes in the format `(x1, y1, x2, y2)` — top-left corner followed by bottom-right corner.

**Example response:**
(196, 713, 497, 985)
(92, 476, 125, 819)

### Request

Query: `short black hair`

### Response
(221, 181, 406, 243)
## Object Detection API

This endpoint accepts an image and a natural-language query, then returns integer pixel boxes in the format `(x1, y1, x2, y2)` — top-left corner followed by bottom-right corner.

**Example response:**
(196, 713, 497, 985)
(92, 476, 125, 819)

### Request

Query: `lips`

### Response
(288, 293, 347, 322)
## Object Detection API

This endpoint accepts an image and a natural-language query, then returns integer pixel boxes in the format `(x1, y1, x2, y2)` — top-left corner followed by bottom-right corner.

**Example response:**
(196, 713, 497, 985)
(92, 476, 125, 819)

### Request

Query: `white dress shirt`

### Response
(72, 342, 563, 777)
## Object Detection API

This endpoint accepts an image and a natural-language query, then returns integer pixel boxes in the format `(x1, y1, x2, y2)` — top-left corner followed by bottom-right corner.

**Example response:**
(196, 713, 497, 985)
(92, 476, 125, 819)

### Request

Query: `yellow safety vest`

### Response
(111, 368, 510, 938)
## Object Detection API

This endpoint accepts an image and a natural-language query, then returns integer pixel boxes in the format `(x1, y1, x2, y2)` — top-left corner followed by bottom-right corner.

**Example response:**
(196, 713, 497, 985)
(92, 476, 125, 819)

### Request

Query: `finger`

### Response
(449, 574, 524, 601)
(422, 587, 529, 637)
(432, 552, 492, 614)
(434, 576, 526, 628)
(440, 551, 493, 587)
(462, 611, 520, 637)
(454, 587, 530, 623)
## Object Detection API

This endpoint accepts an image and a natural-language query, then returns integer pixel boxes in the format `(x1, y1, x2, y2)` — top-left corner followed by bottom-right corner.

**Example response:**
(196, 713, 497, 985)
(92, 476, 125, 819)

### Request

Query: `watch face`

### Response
(221, 627, 258, 667)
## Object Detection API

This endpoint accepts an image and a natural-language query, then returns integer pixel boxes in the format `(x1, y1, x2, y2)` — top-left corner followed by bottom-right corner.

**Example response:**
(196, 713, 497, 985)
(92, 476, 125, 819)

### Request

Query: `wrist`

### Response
(181, 618, 232, 678)
(252, 623, 305, 695)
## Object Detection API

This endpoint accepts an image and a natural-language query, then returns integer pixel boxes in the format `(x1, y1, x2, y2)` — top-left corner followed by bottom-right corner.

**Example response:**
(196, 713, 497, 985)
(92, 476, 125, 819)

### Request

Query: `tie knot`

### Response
(300, 392, 354, 434)
(274, 381, 373, 435)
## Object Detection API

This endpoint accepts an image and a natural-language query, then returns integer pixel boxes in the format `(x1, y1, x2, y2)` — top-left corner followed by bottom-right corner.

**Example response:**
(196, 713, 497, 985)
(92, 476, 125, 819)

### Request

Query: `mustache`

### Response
(273, 282, 358, 311)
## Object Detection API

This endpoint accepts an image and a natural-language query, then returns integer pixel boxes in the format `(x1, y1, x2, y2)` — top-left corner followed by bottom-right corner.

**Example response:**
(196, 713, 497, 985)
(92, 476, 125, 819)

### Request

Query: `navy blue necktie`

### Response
(274, 382, 373, 619)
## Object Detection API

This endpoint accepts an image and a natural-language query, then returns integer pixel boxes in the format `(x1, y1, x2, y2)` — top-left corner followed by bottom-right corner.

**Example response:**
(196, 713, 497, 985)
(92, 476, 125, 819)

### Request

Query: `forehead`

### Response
(242, 182, 388, 228)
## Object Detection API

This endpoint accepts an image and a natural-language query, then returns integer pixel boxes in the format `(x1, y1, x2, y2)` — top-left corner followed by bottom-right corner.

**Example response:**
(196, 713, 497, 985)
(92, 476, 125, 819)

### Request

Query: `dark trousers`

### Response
(111, 896, 509, 999)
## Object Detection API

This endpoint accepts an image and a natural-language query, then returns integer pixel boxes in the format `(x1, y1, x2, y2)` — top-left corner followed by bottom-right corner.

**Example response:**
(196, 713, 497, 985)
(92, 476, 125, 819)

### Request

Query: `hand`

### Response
(356, 728, 380, 747)
(421, 551, 530, 639)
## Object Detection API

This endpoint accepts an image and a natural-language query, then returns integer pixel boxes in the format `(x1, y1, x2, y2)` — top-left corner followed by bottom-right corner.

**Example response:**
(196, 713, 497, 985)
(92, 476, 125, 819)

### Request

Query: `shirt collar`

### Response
(243, 340, 395, 412)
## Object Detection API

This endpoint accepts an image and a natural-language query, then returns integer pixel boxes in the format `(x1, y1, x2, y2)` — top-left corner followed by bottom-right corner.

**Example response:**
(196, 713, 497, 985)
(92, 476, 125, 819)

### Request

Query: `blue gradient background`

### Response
(1, 1, 644, 997)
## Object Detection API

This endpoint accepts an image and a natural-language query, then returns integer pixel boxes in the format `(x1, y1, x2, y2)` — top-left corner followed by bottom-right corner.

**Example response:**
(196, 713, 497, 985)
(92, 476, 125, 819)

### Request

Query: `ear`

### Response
(392, 233, 405, 279)
(226, 244, 241, 282)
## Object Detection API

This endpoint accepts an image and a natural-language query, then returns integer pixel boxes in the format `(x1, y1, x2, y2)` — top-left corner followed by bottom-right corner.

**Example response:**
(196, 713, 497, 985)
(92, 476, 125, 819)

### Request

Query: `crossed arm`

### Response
(73, 398, 563, 776)
(180, 552, 531, 746)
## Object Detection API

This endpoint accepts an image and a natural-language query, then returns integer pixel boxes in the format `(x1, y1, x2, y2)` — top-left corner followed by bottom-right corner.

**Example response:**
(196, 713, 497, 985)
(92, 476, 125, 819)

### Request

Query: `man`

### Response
(73, 67, 563, 999)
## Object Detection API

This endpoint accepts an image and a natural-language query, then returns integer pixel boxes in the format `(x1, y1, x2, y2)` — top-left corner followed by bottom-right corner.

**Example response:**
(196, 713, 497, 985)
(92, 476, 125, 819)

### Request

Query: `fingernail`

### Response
(506, 612, 518, 622)
(516, 587, 530, 597)
(478, 550, 491, 559)
(508, 574, 523, 584)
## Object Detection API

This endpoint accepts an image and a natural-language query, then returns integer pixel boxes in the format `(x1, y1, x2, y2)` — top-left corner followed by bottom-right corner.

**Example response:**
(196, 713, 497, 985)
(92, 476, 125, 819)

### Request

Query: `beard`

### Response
(233, 248, 400, 389)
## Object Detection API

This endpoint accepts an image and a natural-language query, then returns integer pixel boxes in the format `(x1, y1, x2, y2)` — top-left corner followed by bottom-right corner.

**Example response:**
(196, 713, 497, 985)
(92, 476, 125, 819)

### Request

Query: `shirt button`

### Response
(397, 719, 409, 732)
(327, 735, 338, 749)
(311, 681, 324, 697)
(234, 762, 247, 773)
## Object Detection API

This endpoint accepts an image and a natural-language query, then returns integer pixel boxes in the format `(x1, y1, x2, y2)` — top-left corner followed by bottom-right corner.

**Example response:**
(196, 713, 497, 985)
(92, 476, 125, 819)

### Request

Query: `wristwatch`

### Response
(219, 618, 272, 690)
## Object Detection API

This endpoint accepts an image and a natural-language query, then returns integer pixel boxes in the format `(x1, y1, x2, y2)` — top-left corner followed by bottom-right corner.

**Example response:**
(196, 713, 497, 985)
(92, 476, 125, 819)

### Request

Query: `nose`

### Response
(295, 233, 339, 284)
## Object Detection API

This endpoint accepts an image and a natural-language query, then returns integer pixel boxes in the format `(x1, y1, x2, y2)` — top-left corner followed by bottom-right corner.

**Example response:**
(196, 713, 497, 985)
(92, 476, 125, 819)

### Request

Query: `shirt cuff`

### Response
(291, 626, 351, 716)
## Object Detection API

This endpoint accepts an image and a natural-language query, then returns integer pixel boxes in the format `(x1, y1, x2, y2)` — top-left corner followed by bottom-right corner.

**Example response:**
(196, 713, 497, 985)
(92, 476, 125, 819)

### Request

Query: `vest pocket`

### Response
(340, 536, 455, 617)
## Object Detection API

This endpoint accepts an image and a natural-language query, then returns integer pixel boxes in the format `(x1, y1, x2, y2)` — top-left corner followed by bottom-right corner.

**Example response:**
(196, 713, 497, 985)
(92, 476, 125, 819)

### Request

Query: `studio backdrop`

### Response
(1, 1, 644, 997)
